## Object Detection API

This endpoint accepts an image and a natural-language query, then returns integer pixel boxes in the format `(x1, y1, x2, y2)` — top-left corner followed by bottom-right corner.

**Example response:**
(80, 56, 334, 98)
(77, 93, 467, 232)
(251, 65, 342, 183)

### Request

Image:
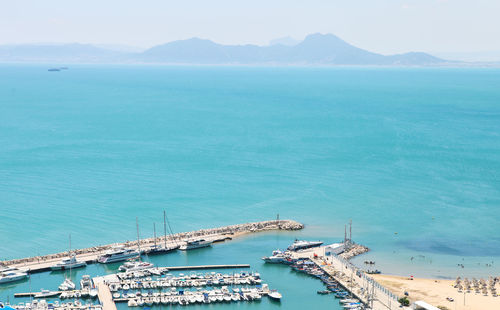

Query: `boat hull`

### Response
(50, 262, 87, 271)
(145, 246, 179, 255)
(0, 274, 28, 284)
(179, 243, 211, 251)
(98, 253, 140, 264)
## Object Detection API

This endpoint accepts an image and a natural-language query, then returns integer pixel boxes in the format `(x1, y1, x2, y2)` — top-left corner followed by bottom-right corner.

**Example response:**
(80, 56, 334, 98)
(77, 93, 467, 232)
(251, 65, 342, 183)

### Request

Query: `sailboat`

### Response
(51, 234, 86, 271)
(118, 218, 154, 271)
(58, 235, 77, 291)
(98, 219, 141, 264)
(146, 211, 179, 254)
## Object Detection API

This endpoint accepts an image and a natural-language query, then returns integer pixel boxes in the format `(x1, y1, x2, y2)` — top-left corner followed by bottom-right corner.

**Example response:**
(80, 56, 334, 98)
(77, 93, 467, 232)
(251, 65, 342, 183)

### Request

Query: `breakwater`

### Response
(0, 219, 303, 271)
(339, 243, 369, 260)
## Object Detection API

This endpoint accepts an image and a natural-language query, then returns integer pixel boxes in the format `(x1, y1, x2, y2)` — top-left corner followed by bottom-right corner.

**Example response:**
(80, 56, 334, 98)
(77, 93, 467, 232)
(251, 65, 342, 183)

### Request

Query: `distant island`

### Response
(0, 33, 478, 66)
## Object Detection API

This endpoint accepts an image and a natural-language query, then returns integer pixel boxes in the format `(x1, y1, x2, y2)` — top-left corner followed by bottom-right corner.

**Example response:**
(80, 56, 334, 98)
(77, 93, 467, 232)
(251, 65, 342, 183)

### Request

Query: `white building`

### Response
(324, 243, 345, 256)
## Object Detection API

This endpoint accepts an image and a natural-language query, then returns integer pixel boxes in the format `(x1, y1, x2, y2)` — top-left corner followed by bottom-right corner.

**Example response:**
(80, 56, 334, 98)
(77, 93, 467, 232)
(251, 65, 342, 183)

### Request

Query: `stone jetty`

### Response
(0, 219, 303, 271)
(339, 243, 369, 260)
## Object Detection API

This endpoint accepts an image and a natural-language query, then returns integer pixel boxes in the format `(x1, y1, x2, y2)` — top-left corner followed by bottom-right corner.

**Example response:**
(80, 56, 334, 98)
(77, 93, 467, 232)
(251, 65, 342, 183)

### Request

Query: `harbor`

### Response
(3, 219, 475, 310)
(1, 219, 382, 310)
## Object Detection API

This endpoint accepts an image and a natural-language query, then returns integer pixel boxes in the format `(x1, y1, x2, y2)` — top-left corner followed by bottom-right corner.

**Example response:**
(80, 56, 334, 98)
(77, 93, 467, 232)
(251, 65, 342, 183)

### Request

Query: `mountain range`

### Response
(0, 33, 448, 65)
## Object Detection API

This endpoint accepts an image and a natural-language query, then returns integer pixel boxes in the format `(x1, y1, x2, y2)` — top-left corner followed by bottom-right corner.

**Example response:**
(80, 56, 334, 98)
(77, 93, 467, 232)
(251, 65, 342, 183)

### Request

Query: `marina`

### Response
(7, 266, 283, 310)
(1, 222, 386, 310)
(1, 219, 381, 310)
(3, 220, 469, 310)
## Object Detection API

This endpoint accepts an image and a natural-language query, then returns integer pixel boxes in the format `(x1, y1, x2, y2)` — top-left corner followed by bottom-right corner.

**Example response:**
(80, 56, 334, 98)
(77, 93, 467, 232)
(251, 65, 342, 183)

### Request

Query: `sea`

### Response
(1, 65, 500, 309)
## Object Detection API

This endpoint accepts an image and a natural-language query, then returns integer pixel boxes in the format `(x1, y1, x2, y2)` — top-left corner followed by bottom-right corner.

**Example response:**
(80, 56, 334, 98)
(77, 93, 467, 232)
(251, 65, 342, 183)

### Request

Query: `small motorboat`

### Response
(59, 278, 76, 291)
(89, 288, 98, 299)
(268, 290, 282, 301)
(366, 270, 381, 274)
(119, 261, 154, 272)
(34, 289, 60, 298)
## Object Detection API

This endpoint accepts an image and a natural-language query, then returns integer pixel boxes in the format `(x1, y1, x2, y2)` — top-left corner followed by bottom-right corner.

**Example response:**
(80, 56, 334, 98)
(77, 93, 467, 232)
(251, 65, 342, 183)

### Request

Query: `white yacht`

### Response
(50, 254, 86, 271)
(262, 250, 292, 264)
(268, 290, 282, 301)
(287, 240, 323, 251)
(0, 268, 28, 284)
(34, 289, 60, 298)
(89, 288, 98, 298)
(80, 275, 92, 290)
(97, 246, 140, 264)
(118, 261, 154, 272)
(179, 239, 212, 251)
(58, 278, 76, 291)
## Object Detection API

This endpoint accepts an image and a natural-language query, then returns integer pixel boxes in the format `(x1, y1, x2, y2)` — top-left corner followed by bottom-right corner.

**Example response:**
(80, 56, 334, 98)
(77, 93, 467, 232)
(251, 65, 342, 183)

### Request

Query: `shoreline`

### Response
(371, 273, 500, 310)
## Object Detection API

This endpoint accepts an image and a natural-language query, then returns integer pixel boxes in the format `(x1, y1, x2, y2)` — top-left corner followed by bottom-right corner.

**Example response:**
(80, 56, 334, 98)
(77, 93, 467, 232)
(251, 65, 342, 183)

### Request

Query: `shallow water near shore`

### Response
(1, 65, 500, 287)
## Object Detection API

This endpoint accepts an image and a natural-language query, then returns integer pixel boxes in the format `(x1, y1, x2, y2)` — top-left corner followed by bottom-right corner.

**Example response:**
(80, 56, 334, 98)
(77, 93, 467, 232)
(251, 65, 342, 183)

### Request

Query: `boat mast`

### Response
(163, 211, 167, 249)
(153, 223, 157, 249)
(164, 210, 177, 246)
(68, 233, 72, 280)
(136, 217, 141, 255)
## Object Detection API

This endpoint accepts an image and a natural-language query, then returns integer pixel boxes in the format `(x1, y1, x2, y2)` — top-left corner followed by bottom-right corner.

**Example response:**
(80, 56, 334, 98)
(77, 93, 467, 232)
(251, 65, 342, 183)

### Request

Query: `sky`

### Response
(1, 0, 499, 55)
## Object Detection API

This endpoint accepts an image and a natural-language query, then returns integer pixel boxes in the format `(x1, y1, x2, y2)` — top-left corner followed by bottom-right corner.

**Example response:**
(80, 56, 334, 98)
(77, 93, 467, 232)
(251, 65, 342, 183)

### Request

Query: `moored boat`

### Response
(179, 239, 212, 251)
(287, 240, 323, 251)
(34, 290, 60, 298)
(0, 268, 28, 284)
(145, 245, 179, 255)
(118, 261, 154, 272)
(97, 246, 140, 263)
(80, 275, 92, 290)
(268, 290, 282, 301)
(261, 250, 293, 264)
(50, 254, 86, 271)
(58, 278, 76, 291)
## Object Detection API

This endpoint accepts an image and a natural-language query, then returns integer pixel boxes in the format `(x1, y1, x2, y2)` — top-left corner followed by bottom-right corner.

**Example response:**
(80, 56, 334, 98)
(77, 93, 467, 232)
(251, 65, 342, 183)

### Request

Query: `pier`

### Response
(96, 283, 116, 310)
(0, 219, 303, 273)
(165, 264, 250, 270)
(290, 245, 400, 310)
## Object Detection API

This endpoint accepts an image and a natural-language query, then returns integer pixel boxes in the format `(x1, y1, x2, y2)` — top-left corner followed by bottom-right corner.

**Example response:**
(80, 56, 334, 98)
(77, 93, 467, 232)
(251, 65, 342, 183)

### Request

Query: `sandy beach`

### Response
(371, 274, 500, 310)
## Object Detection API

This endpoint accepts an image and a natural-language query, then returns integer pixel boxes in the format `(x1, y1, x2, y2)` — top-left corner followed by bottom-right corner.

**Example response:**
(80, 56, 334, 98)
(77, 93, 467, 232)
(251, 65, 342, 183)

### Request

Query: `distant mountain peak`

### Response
(0, 33, 450, 65)
(303, 33, 343, 42)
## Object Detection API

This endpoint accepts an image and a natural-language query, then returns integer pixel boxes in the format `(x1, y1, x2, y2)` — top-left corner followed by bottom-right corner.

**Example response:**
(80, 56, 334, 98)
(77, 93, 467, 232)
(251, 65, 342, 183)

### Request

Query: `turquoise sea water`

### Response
(1, 65, 500, 307)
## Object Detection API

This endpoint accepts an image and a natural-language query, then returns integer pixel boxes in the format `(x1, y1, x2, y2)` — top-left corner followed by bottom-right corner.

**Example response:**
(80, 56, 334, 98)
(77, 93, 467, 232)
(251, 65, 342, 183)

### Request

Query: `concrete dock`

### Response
(165, 264, 250, 270)
(96, 283, 117, 310)
(291, 246, 402, 310)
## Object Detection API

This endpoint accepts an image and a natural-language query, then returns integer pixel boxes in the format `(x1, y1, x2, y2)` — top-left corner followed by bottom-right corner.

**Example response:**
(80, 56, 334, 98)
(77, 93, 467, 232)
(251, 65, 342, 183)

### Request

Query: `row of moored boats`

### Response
(262, 240, 364, 310)
(122, 285, 281, 307)
(1, 238, 213, 286)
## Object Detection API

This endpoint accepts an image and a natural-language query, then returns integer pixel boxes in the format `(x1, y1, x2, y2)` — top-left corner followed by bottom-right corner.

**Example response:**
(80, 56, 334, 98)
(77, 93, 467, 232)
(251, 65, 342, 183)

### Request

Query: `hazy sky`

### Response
(1, 0, 499, 54)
